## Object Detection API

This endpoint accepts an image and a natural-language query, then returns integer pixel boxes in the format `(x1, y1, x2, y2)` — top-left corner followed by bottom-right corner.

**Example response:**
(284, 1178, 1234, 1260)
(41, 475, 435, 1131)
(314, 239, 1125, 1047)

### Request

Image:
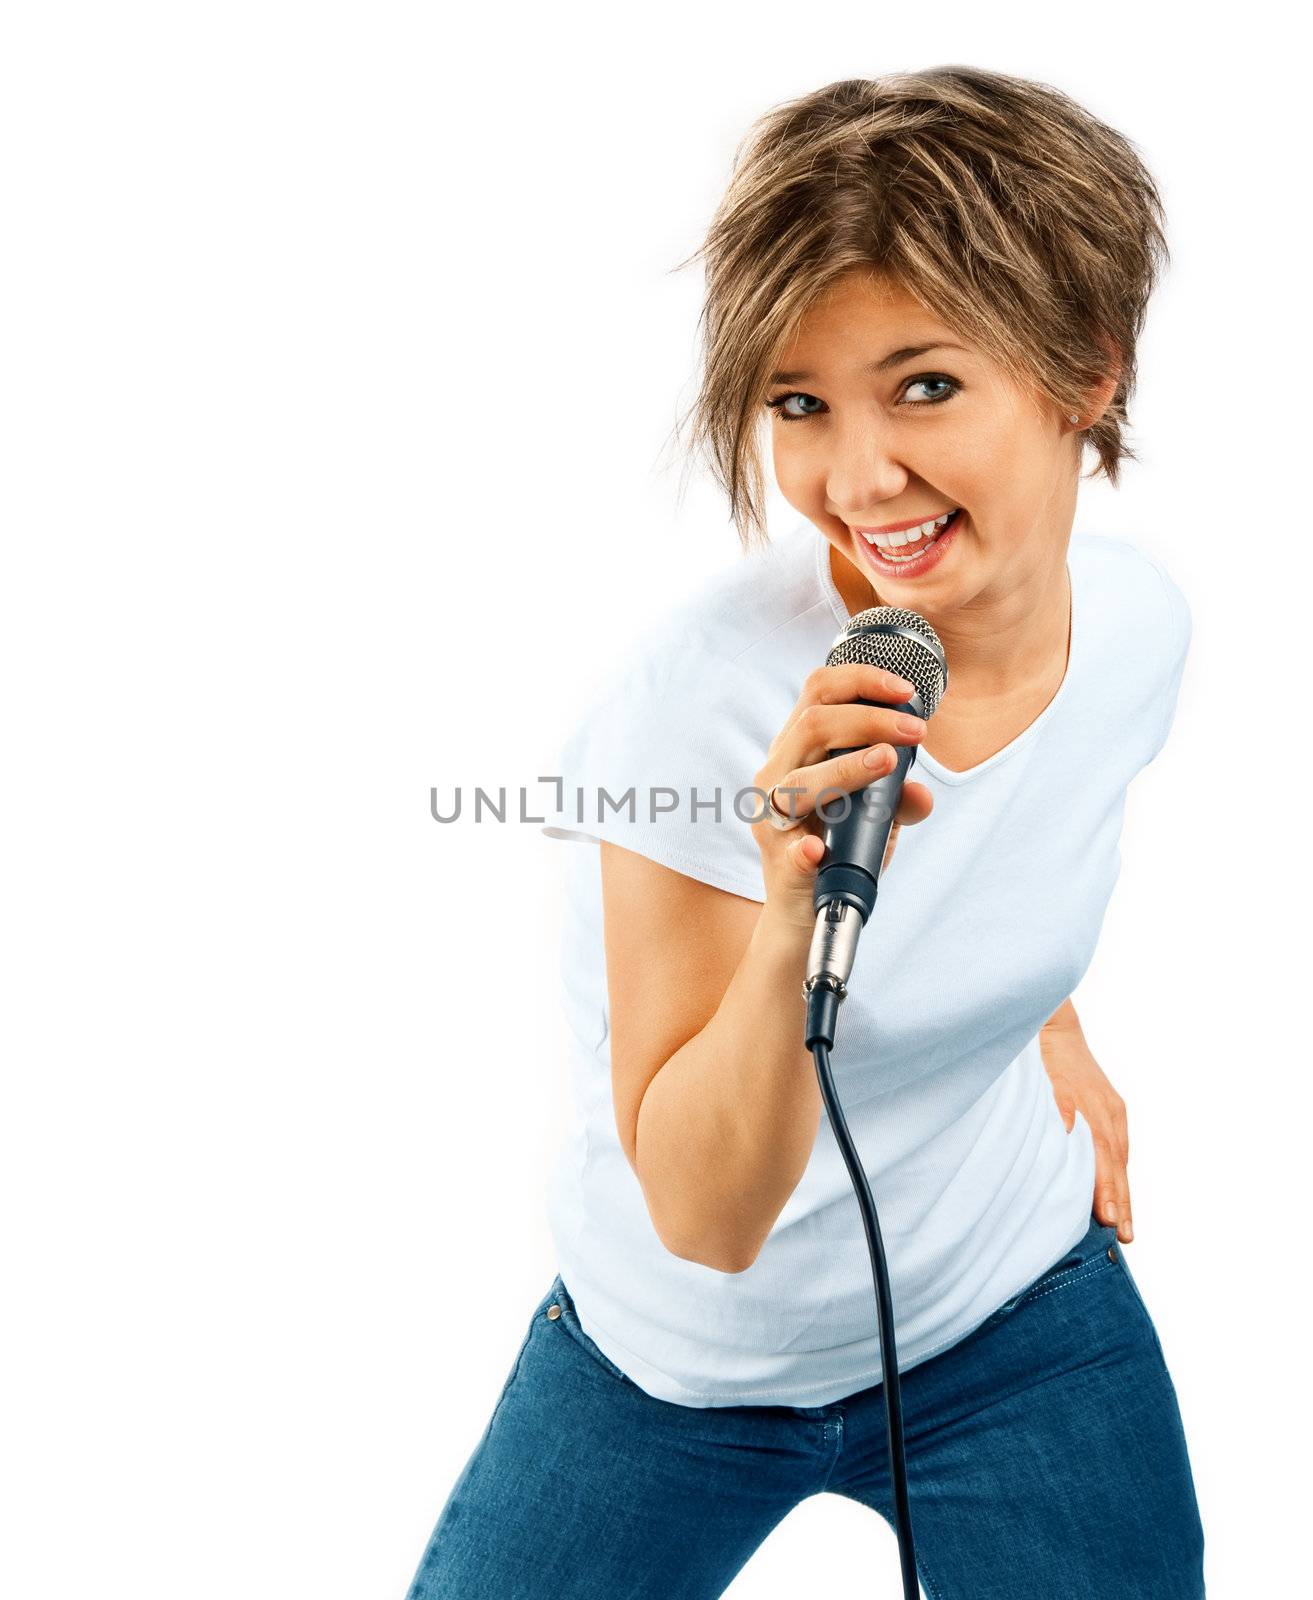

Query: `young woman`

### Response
(405, 66, 1206, 1599)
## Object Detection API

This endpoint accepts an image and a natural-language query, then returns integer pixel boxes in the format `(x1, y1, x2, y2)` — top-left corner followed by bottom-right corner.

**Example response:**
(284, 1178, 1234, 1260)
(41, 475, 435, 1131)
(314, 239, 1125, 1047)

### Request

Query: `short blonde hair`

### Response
(672, 67, 1170, 550)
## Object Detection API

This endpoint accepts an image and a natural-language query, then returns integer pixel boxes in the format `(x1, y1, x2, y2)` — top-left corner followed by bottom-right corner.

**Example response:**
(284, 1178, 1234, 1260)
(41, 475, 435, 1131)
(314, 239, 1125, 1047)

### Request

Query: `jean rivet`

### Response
(546, 1304, 561, 1320)
(1107, 1247, 1117, 1262)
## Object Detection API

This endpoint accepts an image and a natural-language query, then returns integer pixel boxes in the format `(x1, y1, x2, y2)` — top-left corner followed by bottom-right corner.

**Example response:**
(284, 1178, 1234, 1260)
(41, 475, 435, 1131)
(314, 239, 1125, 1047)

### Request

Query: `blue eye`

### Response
(764, 374, 962, 421)
(764, 393, 825, 421)
(904, 376, 958, 404)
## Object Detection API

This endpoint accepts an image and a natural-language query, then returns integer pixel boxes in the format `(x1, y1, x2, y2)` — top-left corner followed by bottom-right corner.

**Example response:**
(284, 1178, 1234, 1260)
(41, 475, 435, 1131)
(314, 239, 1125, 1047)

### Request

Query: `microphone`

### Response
(799, 606, 948, 1597)
(804, 605, 948, 1050)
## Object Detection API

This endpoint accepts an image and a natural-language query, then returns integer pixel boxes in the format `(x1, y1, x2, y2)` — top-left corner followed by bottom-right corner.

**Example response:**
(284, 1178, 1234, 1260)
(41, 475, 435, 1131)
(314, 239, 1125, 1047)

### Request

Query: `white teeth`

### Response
(859, 510, 956, 551)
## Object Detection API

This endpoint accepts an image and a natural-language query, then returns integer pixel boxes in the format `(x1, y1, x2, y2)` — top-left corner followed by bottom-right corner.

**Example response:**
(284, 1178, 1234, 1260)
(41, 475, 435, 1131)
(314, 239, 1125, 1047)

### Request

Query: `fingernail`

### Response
(891, 675, 915, 693)
(896, 714, 926, 735)
(862, 744, 892, 769)
(1106, 1203, 1118, 1225)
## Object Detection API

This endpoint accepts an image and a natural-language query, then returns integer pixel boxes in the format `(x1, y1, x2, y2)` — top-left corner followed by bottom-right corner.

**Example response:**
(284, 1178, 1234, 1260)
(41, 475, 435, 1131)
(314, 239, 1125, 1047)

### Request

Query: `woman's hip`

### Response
(828, 1211, 1207, 1597)
(402, 1274, 824, 1599)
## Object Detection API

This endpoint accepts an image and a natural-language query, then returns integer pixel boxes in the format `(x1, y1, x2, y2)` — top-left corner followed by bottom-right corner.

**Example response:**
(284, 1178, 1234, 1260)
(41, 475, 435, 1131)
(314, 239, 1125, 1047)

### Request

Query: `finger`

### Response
(765, 759, 935, 834)
(798, 662, 918, 712)
(883, 784, 934, 872)
(782, 701, 927, 769)
(1094, 1190, 1121, 1231)
(788, 830, 825, 875)
(895, 780, 934, 827)
(766, 743, 900, 822)
(1115, 1171, 1134, 1243)
(1096, 1161, 1133, 1239)
(1093, 1167, 1121, 1232)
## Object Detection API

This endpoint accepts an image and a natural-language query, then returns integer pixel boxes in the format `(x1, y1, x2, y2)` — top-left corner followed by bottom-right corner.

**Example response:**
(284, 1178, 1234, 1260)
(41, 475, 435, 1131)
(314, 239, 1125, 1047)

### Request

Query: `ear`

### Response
(1075, 333, 1122, 430)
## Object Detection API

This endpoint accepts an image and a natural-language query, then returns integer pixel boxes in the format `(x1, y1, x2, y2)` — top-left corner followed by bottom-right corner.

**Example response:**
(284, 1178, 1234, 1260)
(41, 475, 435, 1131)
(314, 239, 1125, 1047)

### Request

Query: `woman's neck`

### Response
(828, 541, 1071, 698)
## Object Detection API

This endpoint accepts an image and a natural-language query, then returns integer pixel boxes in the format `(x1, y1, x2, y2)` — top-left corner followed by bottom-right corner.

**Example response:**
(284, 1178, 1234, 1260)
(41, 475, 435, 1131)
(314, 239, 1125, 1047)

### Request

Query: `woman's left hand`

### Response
(1039, 1006, 1134, 1244)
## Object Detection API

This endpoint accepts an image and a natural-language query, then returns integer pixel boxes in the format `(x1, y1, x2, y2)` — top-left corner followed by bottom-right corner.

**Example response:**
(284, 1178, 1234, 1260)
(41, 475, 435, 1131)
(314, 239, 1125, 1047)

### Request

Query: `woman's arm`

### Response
(1040, 998, 1135, 1243)
(600, 840, 820, 1274)
(599, 658, 933, 1274)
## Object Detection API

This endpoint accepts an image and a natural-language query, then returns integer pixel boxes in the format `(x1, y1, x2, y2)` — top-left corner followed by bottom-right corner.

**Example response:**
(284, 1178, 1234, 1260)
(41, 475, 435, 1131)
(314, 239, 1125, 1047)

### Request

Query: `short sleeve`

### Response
(1142, 558, 1193, 766)
(540, 643, 769, 903)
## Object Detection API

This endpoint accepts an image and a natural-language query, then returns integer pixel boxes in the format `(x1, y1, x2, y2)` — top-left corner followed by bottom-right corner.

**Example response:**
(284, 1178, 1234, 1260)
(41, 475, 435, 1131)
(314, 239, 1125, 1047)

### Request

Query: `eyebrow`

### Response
(768, 343, 967, 386)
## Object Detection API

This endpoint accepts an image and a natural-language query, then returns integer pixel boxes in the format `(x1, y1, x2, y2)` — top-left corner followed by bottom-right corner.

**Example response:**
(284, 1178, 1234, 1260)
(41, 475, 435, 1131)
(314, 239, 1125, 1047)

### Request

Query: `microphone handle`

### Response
(804, 693, 924, 1048)
(814, 716, 919, 923)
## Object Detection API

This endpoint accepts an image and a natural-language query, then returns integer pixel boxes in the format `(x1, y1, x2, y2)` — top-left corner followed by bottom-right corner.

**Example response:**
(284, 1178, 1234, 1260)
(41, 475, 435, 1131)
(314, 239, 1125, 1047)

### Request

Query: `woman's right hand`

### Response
(750, 663, 936, 933)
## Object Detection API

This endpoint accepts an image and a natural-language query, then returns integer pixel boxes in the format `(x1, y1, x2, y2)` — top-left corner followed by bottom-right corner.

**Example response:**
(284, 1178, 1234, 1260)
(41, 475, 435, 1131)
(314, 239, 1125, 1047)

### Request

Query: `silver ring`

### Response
(764, 783, 805, 832)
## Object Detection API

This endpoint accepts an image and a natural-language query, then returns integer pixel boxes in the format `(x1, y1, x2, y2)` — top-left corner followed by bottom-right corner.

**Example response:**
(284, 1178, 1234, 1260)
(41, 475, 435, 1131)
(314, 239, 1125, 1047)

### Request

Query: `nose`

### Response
(826, 420, 910, 525)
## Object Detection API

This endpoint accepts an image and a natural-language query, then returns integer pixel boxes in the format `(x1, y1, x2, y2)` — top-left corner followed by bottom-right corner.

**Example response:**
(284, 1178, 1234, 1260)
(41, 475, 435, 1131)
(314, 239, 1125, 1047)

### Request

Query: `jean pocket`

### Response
(545, 1274, 636, 1387)
(981, 1213, 1118, 1327)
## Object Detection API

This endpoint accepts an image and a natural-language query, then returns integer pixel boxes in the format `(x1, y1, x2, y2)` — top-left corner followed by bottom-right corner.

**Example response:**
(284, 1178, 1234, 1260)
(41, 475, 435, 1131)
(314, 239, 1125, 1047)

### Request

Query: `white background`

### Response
(2, 4, 1307, 1596)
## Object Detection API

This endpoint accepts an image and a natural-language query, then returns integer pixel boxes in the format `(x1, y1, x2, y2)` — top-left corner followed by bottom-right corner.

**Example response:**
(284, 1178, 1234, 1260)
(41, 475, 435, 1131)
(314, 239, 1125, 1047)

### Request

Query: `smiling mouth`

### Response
(853, 508, 960, 561)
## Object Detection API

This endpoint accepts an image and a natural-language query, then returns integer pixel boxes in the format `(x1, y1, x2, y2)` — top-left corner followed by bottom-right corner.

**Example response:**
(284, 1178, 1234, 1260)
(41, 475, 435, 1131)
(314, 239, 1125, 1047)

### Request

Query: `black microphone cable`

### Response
(808, 1021, 918, 1600)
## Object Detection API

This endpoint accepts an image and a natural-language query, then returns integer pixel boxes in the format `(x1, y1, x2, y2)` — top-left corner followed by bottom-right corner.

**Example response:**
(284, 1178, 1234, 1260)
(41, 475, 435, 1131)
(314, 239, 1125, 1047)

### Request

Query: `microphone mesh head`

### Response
(825, 605, 948, 716)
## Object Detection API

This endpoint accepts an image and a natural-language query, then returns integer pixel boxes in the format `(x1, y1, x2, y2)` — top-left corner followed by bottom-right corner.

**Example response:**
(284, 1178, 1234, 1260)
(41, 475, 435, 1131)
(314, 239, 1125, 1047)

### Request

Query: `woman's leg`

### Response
(403, 1274, 827, 1600)
(828, 1213, 1207, 1599)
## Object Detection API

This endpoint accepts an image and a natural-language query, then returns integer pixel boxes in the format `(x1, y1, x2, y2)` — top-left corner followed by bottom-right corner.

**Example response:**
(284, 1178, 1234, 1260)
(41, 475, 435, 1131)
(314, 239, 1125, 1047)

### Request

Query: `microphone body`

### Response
(803, 612, 946, 1049)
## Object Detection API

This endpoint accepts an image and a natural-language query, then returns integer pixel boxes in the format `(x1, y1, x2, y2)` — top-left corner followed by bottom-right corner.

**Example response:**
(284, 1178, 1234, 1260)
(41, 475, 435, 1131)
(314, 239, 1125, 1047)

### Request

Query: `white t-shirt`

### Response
(541, 519, 1191, 1409)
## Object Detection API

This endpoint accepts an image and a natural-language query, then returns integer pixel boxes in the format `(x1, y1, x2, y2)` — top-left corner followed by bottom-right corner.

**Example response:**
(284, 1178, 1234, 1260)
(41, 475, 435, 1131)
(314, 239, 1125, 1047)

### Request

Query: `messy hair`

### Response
(671, 67, 1170, 550)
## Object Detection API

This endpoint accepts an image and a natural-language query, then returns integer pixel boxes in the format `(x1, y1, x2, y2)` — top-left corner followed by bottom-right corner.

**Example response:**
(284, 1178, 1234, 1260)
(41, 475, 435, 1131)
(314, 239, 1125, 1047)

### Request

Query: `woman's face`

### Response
(765, 269, 1089, 617)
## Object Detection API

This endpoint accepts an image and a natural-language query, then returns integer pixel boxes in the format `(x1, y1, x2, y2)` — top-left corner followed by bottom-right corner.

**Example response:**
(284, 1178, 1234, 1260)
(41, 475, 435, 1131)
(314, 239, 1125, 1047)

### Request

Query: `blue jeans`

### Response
(404, 1212, 1205, 1598)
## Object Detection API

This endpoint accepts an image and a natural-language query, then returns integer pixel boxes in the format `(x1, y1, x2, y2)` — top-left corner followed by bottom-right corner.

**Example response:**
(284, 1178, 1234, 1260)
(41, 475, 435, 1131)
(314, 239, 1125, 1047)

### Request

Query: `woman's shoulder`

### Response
(1070, 530, 1191, 649)
(1069, 531, 1193, 765)
(640, 519, 840, 672)
(539, 522, 835, 894)
(580, 521, 840, 722)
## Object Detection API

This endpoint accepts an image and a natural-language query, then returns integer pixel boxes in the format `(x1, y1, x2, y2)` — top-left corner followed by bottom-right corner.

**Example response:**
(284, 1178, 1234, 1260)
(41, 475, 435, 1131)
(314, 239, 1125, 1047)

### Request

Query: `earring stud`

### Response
(1068, 413, 1080, 424)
